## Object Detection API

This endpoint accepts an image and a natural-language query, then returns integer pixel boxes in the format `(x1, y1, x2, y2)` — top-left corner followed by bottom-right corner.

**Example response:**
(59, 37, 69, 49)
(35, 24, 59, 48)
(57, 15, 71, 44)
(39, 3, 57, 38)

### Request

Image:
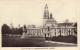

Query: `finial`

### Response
(45, 4, 48, 9)
(50, 13, 53, 19)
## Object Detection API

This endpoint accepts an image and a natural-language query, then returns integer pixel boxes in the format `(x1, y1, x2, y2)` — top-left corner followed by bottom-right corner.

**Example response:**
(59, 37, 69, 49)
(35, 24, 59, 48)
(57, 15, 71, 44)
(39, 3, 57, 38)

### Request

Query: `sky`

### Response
(0, 0, 79, 28)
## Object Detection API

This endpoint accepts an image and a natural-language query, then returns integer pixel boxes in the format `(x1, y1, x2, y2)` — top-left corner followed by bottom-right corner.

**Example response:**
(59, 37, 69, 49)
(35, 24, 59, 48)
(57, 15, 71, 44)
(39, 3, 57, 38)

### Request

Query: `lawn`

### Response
(2, 37, 45, 47)
(2, 37, 77, 47)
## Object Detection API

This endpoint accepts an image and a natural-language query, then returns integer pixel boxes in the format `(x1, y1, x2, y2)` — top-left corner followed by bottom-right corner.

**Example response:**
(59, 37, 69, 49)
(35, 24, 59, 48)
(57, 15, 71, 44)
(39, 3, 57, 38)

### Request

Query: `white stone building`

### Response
(21, 4, 77, 38)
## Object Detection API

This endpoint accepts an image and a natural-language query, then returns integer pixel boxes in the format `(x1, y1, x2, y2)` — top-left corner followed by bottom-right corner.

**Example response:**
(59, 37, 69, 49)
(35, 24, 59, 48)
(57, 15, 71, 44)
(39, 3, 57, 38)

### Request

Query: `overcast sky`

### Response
(0, 0, 79, 27)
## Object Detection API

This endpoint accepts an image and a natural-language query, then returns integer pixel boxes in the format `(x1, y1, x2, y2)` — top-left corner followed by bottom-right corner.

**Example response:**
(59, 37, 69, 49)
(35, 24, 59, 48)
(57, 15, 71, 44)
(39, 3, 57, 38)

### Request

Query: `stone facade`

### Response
(21, 4, 76, 38)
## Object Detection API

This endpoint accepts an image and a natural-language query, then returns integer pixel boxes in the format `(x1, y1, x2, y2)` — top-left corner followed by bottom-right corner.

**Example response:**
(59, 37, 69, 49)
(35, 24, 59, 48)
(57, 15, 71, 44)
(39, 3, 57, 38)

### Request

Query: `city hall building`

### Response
(21, 4, 76, 38)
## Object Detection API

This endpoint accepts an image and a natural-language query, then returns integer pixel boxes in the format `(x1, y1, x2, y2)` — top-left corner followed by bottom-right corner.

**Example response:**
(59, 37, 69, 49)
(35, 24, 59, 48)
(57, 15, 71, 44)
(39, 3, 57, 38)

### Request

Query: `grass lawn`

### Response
(2, 37, 45, 47)
(2, 37, 77, 47)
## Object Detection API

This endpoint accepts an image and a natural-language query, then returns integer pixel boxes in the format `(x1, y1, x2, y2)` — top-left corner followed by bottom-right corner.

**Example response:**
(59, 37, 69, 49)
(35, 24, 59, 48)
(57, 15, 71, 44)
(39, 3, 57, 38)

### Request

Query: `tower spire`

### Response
(45, 4, 48, 9)
(10, 20, 13, 29)
(44, 4, 49, 19)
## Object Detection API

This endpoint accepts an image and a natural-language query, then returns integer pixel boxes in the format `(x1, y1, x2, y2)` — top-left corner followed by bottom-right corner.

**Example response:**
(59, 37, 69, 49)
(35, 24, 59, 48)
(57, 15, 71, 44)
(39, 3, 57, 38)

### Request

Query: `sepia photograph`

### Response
(0, 0, 79, 48)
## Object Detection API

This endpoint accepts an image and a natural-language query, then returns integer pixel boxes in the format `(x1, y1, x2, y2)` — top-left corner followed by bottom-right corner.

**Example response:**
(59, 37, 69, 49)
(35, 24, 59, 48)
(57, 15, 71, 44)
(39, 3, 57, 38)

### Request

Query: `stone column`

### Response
(63, 29, 64, 36)
(55, 29, 56, 36)
(59, 29, 61, 36)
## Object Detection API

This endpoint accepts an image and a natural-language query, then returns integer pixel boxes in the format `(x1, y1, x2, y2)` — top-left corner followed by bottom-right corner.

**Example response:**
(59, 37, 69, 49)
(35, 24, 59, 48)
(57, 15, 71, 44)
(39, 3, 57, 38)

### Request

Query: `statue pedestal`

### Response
(21, 32, 25, 38)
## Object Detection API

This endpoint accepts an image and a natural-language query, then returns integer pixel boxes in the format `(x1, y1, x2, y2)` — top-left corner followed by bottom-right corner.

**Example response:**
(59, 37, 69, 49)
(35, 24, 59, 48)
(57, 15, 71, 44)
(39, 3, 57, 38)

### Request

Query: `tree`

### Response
(17, 27, 23, 35)
(11, 27, 23, 35)
(2, 24, 11, 34)
(74, 22, 77, 27)
(73, 22, 77, 35)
